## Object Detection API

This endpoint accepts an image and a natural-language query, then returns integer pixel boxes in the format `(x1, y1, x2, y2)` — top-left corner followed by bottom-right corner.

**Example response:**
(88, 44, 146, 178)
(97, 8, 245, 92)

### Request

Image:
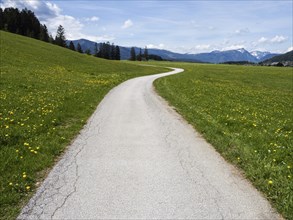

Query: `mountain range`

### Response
(260, 50, 293, 65)
(68, 39, 280, 63)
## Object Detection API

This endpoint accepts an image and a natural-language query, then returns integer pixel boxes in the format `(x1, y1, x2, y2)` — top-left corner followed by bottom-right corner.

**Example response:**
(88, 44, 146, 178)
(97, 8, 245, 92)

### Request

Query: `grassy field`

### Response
(0, 31, 167, 219)
(154, 62, 293, 219)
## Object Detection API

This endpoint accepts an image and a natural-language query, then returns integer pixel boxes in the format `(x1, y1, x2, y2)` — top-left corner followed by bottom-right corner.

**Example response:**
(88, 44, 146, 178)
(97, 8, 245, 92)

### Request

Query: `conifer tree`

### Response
(69, 41, 75, 51)
(130, 47, 136, 61)
(0, 8, 3, 30)
(110, 43, 116, 60)
(77, 43, 83, 53)
(144, 46, 149, 61)
(94, 43, 98, 57)
(49, 34, 54, 44)
(39, 24, 49, 42)
(55, 25, 66, 47)
(115, 46, 120, 60)
(137, 48, 142, 61)
(85, 49, 91, 55)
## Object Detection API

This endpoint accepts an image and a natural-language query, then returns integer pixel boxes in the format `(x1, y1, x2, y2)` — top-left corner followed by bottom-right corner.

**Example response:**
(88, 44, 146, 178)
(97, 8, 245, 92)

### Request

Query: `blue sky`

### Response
(1, 0, 292, 53)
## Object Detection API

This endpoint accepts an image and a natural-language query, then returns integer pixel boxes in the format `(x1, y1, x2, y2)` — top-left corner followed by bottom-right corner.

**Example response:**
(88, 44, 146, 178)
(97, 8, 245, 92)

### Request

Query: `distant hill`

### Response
(262, 50, 293, 63)
(190, 48, 256, 63)
(68, 39, 280, 63)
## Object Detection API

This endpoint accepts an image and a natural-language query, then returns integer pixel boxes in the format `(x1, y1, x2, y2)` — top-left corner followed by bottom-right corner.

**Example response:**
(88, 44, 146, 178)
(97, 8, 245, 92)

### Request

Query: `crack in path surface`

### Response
(18, 68, 280, 219)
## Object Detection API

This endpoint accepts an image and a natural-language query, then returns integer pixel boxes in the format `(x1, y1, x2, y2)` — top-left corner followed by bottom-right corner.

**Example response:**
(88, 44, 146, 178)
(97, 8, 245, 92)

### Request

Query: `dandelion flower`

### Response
(23, 174, 26, 178)
(9, 182, 13, 186)
(26, 186, 30, 190)
(268, 180, 273, 185)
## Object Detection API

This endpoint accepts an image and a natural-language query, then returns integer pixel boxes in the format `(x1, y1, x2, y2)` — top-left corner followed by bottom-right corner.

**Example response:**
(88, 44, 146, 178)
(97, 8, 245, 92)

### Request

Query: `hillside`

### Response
(0, 31, 166, 219)
(261, 50, 293, 64)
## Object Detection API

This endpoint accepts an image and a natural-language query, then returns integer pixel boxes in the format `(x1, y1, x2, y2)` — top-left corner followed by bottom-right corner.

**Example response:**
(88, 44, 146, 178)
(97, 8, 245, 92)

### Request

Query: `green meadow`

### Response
(1, 30, 292, 219)
(154, 62, 293, 219)
(0, 31, 167, 219)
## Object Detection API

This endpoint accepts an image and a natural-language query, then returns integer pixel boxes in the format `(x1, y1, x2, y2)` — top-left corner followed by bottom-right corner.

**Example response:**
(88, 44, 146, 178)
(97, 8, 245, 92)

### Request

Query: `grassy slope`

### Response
(0, 31, 167, 219)
(154, 62, 293, 219)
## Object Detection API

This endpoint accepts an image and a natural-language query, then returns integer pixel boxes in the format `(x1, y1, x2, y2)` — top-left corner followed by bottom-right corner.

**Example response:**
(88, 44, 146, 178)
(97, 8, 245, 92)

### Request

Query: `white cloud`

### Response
(0, 0, 40, 10)
(195, 44, 211, 50)
(286, 46, 293, 52)
(146, 43, 165, 49)
(46, 15, 113, 41)
(258, 37, 268, 43)
(257, 35, 287, 44)
(85, 16, 99, 22)
(0, 0, 114, 41)
(122, 19, 133, 29)
(235, 28, 249, 35)
(0, 0, 18, 8)
(45, 2, 61, 15)
(271, 35, 287, 43)
(75, 34, 114, 42)
(185, 44, 212, 54)
(45, 15, 83, 38)
(221, 44, 245, 51)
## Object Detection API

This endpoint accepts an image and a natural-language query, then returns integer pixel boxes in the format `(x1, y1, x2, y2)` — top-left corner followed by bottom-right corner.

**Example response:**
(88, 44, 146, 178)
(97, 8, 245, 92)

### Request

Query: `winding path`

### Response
(18, 68, 280, 219)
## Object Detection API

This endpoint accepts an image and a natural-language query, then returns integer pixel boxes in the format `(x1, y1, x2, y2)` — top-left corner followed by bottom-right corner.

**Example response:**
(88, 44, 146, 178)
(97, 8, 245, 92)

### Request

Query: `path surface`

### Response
(18, 68, 280, 219)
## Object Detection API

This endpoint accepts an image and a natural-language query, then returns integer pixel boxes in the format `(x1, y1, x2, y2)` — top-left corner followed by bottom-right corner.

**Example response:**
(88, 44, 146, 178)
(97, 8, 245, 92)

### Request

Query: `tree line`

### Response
(0, 7, 120, 60)
(129, 47, 149, 61)
(0, 7, 50, 42)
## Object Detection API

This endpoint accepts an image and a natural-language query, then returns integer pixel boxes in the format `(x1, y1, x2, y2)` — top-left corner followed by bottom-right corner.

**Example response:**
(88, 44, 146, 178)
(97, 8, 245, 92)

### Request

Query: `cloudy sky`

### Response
(1, 0, 292, 53)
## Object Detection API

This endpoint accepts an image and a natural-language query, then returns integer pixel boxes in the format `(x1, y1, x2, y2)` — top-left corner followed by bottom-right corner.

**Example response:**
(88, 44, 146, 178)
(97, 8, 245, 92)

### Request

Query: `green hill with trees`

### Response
(261, 50, 293, 66)
(0, 30, 166, 219)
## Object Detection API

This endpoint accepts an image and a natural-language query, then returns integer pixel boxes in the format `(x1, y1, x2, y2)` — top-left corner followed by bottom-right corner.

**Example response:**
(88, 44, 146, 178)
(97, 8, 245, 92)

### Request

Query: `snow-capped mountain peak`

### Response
(250, 51, 271, 59)
(237, 48, 247, 53)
